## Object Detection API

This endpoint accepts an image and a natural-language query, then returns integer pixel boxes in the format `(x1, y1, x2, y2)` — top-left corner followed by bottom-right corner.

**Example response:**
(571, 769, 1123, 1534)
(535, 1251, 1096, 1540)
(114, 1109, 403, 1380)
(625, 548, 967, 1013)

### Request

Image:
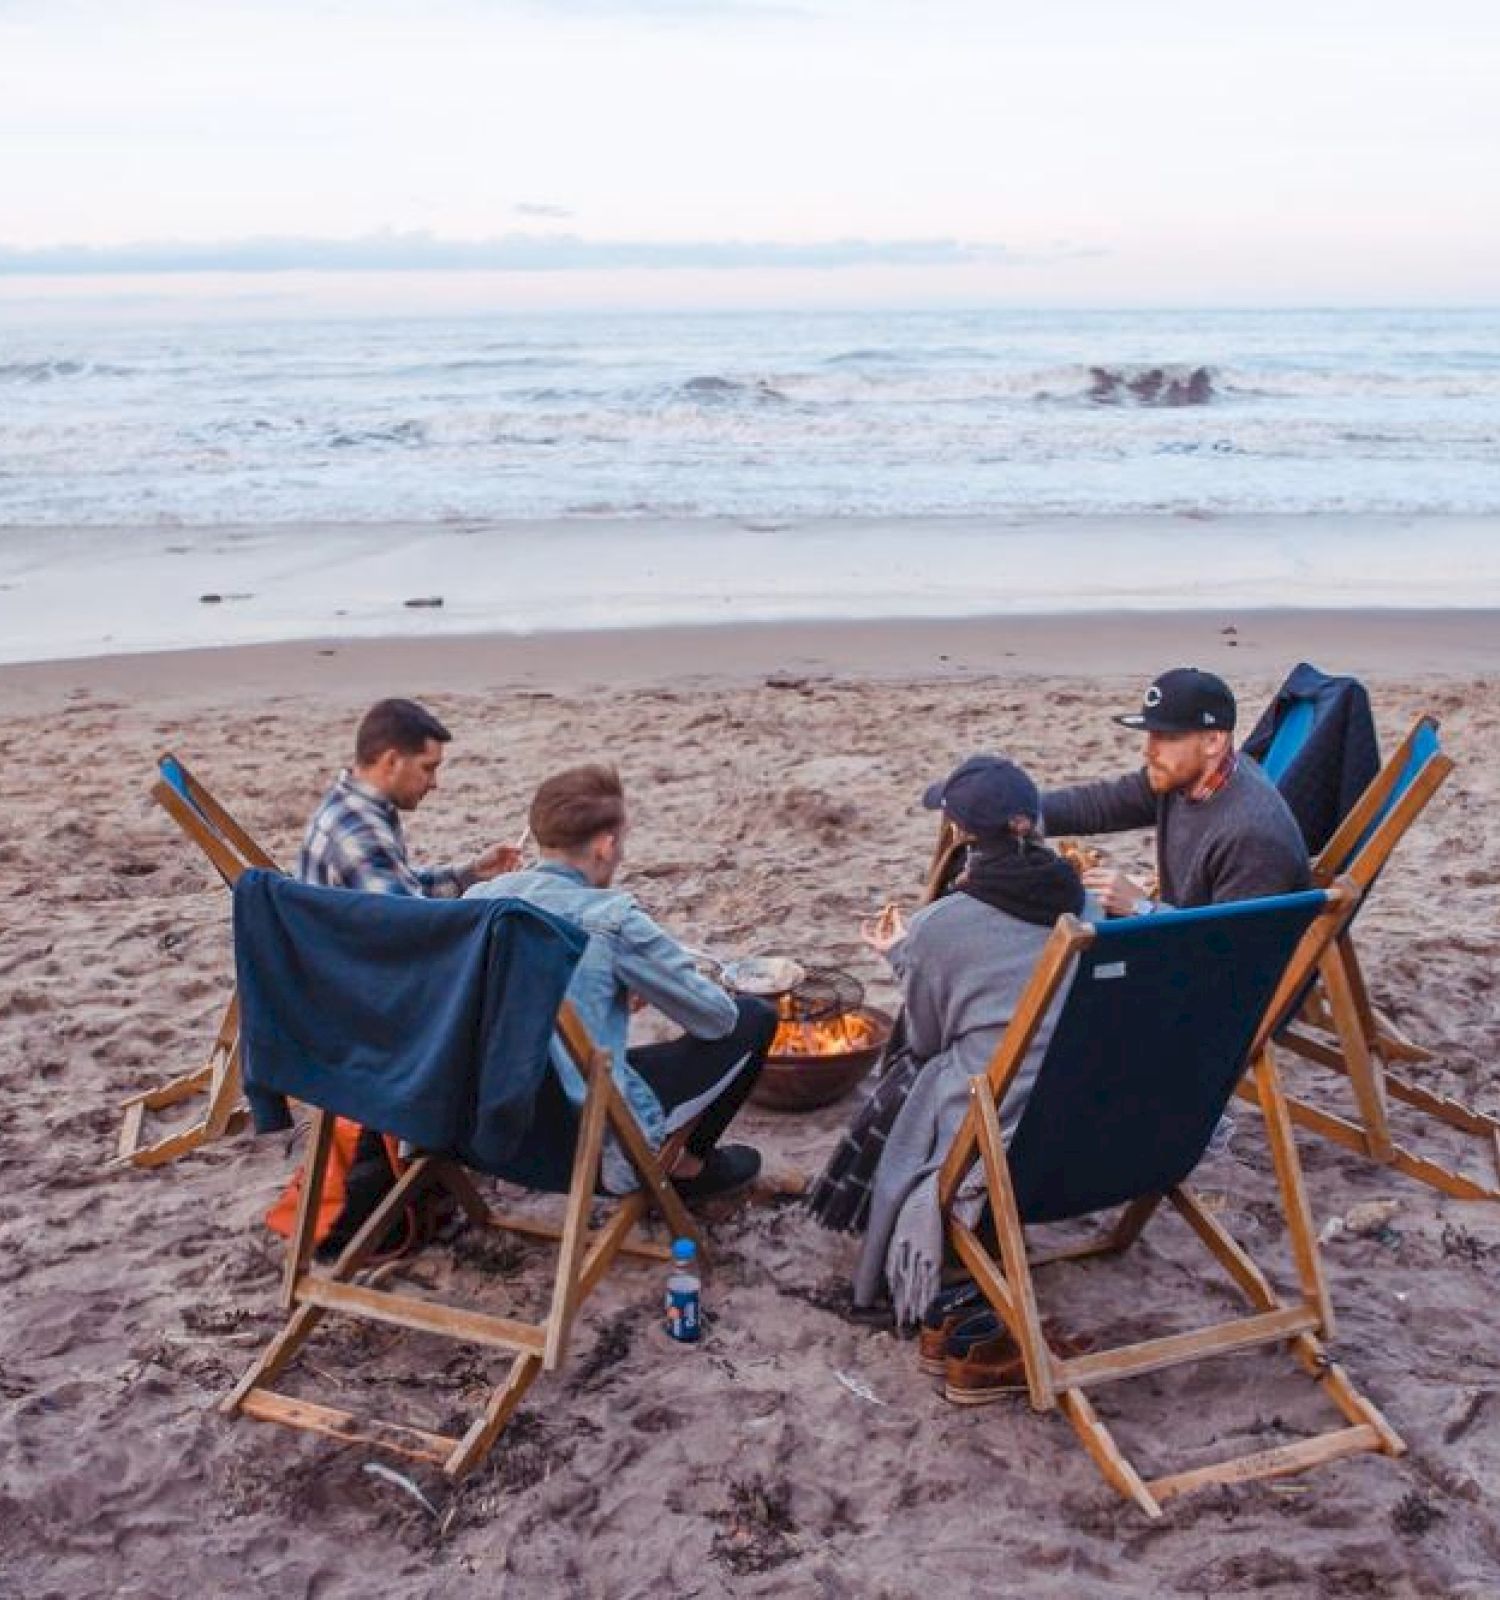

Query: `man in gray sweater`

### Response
(1043, 667, 1310, 913)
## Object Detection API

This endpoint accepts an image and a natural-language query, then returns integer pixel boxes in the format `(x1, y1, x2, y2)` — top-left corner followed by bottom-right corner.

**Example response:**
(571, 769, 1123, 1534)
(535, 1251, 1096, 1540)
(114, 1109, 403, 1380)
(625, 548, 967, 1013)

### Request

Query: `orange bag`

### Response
(265, 1117, 406, 1247)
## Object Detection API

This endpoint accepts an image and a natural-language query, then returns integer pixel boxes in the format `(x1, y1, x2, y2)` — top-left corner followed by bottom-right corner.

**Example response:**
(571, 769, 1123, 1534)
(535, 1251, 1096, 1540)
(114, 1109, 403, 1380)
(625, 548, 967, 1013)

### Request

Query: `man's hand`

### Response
(1081, 866, 1150, 917)
(469, 842, 523, 882)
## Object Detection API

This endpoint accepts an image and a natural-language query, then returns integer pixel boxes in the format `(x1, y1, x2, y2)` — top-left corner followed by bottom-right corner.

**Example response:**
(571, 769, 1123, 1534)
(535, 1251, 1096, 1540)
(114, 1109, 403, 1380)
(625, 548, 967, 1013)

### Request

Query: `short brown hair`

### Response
(355, 698, 451, 765)
(529, 764, 625, 851)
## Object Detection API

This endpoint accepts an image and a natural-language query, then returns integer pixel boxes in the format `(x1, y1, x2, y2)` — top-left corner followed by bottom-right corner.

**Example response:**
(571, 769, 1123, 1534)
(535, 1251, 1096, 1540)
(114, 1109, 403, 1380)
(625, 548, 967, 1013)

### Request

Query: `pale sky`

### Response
(2, 0, 1498, 312)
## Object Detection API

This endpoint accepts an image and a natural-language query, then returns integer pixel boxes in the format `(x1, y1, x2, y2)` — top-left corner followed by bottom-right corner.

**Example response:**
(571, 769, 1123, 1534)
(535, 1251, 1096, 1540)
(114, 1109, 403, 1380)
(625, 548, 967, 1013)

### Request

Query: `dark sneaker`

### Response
(917, 1280, 984, 1375)
(674, 1143, 762, 1201)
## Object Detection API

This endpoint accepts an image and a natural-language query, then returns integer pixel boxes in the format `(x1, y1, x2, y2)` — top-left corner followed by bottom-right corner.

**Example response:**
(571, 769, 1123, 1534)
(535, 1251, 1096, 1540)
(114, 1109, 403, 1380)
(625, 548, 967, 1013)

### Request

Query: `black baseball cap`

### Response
(1113, 667, 1236, 733)
(922, 754, 1040, 836)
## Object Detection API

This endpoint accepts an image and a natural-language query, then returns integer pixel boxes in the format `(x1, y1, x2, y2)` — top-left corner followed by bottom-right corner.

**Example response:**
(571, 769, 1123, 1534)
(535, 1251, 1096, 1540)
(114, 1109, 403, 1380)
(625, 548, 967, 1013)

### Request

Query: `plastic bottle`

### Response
(664, 1237, 701, 1344)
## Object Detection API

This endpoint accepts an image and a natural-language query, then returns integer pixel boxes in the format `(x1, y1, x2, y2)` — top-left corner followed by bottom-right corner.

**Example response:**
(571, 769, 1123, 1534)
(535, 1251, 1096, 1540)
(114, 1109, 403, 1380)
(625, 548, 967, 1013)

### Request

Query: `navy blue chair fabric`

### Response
(1005, 890, 1326, 1225)
(1242, 663, 1381, 855)
(233, 871, 589, 1189)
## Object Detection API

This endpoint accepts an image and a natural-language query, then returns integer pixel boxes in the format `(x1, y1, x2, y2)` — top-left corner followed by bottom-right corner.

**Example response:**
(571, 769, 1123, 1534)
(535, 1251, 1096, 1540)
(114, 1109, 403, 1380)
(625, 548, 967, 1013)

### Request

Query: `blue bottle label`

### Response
(665, 1282, 700, 1343)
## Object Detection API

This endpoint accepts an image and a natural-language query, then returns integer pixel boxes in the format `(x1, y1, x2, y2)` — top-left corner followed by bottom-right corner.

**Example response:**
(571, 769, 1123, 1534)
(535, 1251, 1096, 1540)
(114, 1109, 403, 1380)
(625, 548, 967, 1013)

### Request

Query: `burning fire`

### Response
(770, 1003, 883, 1059)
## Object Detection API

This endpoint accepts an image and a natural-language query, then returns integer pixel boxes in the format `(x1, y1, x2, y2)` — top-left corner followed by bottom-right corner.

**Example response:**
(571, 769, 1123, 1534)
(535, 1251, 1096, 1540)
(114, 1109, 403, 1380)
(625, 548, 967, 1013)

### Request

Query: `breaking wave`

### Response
(2, 307, 1498, 524)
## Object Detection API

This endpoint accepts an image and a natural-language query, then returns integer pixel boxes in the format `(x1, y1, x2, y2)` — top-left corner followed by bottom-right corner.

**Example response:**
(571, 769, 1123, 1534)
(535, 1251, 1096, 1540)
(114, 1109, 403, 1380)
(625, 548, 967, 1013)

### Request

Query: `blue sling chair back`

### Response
(222, 873, 705, 1481)
(1265, 715, 1500, 1199)
(936, 883, 1404, 1517)
(1242, 662, 1382, 856)
(113, 753, 280, 1168)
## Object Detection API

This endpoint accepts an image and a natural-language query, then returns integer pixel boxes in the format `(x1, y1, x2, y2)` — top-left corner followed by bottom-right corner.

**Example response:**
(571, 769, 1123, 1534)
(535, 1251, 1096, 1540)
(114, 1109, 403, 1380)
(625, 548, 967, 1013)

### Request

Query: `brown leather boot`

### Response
(942, 1311, 1027, 1405)
(942, 1313, 1095, 1405)
(916, 1280, 985, 1376)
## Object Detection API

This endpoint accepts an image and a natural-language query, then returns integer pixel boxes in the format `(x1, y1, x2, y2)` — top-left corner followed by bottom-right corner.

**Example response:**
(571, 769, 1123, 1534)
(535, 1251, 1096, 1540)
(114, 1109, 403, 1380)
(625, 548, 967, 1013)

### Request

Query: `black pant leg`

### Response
(628, 995, 777, 1156)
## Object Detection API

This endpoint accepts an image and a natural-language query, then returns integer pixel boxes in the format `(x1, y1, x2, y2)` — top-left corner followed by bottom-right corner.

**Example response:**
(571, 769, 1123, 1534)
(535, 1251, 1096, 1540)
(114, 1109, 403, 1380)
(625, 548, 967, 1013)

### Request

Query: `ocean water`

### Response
(3, 307, 1499, 526)
(2, 307, 1498, 660)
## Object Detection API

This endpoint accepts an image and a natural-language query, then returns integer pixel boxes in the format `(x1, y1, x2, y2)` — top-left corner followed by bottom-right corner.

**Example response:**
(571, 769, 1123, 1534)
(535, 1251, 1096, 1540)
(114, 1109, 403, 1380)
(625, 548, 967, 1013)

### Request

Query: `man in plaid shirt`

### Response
(299, 698, 519, 896)
(291, 697, 521, 1260)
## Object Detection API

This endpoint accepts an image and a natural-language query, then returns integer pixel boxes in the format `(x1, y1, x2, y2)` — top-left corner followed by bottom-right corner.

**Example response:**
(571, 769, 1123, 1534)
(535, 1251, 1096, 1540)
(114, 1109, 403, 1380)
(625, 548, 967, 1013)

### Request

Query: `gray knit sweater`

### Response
(1042, 756, 1310, 908)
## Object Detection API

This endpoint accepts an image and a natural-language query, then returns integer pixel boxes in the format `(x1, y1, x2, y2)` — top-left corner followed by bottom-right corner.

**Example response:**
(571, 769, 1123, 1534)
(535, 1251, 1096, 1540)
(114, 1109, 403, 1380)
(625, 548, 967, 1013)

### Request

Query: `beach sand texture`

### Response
(2, 617, 1499, 1597)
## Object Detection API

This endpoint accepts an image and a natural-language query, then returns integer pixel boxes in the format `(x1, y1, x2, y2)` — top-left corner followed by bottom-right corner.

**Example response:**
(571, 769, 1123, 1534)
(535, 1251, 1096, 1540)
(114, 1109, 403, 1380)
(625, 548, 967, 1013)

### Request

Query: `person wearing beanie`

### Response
(1043, 667, 1310, 914)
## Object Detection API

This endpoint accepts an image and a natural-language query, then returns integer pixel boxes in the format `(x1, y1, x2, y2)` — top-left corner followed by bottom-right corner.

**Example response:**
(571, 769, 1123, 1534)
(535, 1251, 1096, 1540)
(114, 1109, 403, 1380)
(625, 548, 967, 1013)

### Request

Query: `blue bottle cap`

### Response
(671, 1237, 697, 1263)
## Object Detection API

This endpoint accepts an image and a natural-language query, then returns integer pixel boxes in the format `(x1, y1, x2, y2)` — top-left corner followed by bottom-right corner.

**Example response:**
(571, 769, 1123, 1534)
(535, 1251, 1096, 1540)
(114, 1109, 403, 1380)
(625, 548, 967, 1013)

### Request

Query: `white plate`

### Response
(722, 955, 806, 996)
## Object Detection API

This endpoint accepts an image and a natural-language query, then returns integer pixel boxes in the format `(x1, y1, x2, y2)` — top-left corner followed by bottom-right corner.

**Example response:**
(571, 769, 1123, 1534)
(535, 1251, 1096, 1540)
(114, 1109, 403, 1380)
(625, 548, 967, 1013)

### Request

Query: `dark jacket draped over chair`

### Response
(1242, 661, 1380, 856)
(233, 870, 587, 1184)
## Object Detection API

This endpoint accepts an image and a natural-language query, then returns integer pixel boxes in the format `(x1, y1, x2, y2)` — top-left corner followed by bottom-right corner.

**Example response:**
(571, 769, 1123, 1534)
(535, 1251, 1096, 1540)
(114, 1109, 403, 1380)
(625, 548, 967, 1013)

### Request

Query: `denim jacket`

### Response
(466, 862, 737, 1191)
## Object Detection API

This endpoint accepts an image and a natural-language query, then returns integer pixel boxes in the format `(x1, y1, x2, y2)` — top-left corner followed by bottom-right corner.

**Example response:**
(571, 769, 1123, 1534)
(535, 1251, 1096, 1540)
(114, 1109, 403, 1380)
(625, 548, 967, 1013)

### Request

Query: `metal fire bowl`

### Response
(749, 1004, 893, 1113)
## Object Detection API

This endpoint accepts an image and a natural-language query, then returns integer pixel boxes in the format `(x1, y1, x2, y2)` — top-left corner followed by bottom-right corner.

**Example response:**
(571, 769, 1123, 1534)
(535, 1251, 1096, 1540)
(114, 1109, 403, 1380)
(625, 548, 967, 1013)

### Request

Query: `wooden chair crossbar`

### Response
(936, 884, 1404, 1517)
(114, 754, 278, 1168)
(1258, 716, 1500, 1200)
(224, 1000, 702, 1479)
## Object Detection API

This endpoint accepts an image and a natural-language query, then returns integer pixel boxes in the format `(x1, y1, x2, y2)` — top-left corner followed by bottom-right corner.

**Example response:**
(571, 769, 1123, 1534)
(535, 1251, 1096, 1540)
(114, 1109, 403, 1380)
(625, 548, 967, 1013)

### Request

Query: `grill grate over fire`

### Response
(769, 966, 882, 1058)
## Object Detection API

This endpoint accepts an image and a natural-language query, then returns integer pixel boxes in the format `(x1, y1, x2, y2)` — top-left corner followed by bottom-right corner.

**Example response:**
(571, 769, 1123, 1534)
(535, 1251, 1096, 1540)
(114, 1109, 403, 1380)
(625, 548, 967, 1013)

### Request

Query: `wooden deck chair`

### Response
(936, 884, 1404, 1518)
(1269, 717, 1500, 1199)
(224, 999, 702, 1479)
(114, 754, 279, 1168)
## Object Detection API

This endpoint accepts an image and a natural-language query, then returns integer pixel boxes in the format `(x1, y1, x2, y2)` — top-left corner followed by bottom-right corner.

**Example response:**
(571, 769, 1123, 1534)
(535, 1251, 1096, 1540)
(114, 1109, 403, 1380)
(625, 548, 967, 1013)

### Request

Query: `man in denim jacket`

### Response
(468, 763, 775, 1199)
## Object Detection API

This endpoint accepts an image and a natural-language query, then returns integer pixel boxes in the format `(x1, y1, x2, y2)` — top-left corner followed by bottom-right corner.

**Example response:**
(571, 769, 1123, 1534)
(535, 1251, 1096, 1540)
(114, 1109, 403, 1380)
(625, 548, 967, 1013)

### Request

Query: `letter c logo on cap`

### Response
(1144, 685, 1163, 707)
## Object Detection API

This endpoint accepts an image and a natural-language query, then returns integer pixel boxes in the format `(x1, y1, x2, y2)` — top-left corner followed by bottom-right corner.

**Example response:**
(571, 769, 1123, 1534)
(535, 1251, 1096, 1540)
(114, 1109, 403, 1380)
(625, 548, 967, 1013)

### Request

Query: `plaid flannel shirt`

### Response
(298, 770, 471, 897)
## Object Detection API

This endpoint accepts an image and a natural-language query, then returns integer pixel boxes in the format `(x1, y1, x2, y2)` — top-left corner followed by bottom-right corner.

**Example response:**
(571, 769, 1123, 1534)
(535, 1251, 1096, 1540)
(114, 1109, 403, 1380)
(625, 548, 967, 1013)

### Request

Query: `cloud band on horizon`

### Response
(0, 230, 1102, 276)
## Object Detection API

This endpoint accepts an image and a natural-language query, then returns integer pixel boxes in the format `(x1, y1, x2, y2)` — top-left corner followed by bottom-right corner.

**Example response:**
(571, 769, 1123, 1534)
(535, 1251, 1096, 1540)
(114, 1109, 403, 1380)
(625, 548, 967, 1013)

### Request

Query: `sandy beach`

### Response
(3, 611, 1499, 1597)
(4, 515, 1500, 666)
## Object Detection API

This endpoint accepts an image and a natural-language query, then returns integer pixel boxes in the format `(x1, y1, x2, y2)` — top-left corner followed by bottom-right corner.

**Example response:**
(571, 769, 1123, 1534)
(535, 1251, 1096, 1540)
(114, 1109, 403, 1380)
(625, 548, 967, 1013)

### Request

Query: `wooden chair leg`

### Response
(603, 1084, 702, 1253)
(1250, 1045, 1334, 1334)
(1370, 1006, 1437, 1065)
(1169, 1187, 1277, 1311)
(1058, 1389, 1162, 1519)
(431, 1160, 497, 1228)
(445, 1352, 544, 1478)
(1031, 1195, 1162, 1267)
(1340, 935, 1434, 1064)
(202, 1013, 245, 1139)
(1269, 1090, 1500, 1201)
(1319, 946, 1394, 1162)
(113, 992, 249, 1168)
(280, 1108, 335, 1312)
(970, 1081, 1055, 1410)
(543, 1051, 614, 1370)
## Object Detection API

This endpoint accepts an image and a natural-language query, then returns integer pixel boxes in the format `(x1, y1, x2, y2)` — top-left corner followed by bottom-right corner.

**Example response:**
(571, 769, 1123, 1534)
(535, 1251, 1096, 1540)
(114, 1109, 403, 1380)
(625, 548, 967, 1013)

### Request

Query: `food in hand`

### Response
(1056, 838, 1104, 873)
(874, 901, 902, 940)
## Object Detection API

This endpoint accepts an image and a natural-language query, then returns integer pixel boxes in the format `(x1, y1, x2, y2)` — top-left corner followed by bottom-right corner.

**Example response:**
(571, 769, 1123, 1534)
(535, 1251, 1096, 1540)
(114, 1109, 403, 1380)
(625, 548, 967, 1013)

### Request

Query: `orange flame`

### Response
(769, 1005, 883, 1059)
